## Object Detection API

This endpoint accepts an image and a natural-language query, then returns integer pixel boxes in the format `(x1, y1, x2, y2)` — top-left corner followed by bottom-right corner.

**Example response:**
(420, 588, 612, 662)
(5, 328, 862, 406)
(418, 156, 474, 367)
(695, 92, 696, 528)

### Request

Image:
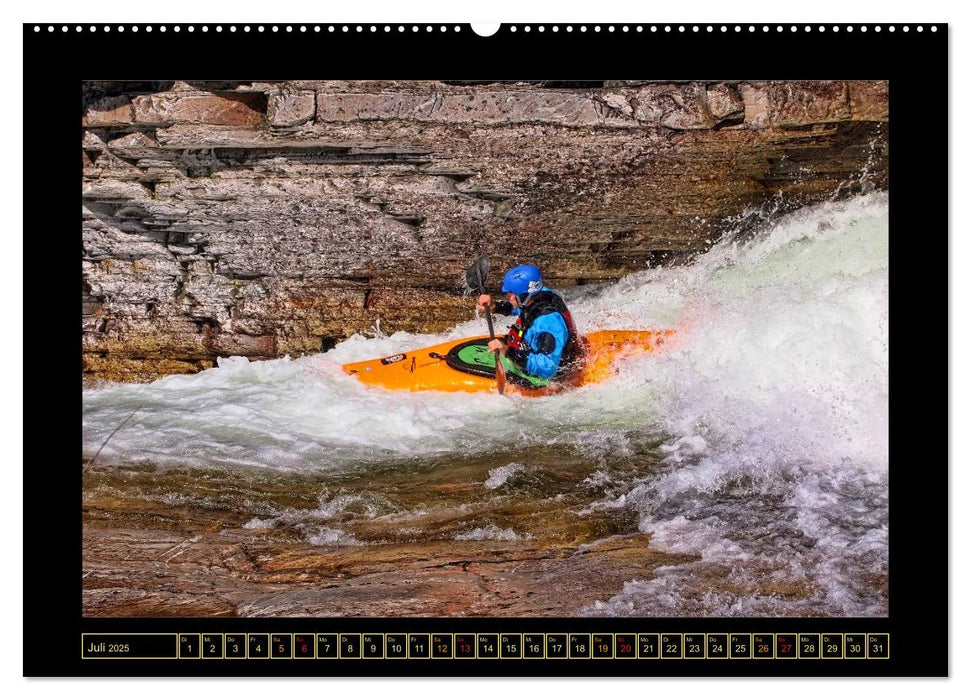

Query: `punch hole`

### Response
(932, 26, 938, 31)
(525, 25, 531, 32)
(146, 26, 153, 32)
(201, 26, 208, 32)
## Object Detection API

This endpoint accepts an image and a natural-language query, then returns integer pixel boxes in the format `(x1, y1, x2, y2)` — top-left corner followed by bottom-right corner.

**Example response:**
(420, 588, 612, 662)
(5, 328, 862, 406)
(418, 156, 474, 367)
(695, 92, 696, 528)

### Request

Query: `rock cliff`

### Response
(82, 80, 888, 382)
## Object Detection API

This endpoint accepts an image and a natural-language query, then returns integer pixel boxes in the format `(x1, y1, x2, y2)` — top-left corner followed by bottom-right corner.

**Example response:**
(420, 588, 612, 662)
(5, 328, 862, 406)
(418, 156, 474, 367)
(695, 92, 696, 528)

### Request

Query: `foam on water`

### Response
(483, 463, 528, 489)
(454, 525, 522, 541)
(83, 193, 889, 615)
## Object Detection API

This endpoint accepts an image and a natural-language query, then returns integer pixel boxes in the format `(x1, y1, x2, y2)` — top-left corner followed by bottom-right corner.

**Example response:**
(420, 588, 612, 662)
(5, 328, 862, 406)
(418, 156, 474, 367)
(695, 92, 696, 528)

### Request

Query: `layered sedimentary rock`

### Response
(82, 80, 888, 382)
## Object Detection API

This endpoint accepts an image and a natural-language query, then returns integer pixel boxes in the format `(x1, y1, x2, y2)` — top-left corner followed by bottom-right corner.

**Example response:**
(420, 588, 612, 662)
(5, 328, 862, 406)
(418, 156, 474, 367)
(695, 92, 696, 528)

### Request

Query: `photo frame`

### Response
(24, 21, 947, 677)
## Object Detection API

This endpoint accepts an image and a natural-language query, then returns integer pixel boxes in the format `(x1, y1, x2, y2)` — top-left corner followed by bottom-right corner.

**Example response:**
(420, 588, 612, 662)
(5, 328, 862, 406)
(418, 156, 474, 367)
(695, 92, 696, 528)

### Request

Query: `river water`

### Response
(83, 192, 889, 617)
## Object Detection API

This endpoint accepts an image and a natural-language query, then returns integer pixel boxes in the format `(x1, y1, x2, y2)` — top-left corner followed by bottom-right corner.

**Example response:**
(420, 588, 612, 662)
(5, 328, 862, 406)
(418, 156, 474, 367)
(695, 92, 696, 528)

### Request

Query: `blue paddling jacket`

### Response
(495, 287, 582, 379)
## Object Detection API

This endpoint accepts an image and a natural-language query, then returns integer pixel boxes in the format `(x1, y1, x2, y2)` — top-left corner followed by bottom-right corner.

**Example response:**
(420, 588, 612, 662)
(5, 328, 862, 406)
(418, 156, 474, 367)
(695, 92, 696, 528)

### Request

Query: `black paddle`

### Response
(465, 254, 506, 395)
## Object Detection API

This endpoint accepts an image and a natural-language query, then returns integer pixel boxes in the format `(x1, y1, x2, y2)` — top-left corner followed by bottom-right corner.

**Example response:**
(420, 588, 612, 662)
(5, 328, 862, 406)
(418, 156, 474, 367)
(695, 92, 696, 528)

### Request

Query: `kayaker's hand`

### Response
(476, 294, 494, 312)
(487, 339, 507, 355)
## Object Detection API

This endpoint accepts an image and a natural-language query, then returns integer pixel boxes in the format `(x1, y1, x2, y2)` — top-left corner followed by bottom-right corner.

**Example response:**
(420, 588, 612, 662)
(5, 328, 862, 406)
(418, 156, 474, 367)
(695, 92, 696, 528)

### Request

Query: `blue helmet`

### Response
(502, 264, 544, 303)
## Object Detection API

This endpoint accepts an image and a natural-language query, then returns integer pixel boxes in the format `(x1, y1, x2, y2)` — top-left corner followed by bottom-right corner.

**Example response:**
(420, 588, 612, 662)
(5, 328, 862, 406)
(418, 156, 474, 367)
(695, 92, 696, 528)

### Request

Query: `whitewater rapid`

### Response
(83, 192, 889, 616)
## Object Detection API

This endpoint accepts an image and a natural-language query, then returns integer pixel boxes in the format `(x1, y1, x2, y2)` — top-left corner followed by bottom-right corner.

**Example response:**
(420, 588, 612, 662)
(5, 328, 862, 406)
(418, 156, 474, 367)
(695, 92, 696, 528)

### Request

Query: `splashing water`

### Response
(83, 193, 889, 616)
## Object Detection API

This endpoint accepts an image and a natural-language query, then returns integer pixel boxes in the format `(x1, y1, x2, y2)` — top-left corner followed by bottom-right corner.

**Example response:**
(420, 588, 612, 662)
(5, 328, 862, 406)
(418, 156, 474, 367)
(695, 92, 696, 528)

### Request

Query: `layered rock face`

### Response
(82, 80, 888, 383)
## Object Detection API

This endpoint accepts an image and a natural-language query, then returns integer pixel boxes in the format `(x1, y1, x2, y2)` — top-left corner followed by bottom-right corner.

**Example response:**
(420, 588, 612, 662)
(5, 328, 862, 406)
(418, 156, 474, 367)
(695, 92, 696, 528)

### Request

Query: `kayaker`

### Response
(476, 264, 583, 380)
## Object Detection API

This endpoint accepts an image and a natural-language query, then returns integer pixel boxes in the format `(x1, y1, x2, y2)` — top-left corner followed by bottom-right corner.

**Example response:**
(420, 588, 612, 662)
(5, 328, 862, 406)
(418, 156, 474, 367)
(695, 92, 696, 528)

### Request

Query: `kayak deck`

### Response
(341, 329, 674, 396)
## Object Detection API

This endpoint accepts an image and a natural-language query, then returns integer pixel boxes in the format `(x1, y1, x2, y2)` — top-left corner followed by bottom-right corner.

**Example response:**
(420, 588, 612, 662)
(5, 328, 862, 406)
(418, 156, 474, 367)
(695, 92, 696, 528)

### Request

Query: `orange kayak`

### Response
(342, 329, 674, 396)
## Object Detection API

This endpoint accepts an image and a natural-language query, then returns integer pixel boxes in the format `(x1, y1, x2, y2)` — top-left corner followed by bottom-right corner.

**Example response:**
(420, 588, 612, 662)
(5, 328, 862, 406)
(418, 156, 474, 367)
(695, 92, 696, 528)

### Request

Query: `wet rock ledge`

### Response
(82, 80, 888, 383)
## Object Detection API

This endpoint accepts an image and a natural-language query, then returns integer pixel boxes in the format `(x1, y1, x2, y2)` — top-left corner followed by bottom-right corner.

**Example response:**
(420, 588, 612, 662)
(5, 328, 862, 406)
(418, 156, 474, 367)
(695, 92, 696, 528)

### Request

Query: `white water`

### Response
(83, 192, 889, 616)
(575, 192, 889, 616)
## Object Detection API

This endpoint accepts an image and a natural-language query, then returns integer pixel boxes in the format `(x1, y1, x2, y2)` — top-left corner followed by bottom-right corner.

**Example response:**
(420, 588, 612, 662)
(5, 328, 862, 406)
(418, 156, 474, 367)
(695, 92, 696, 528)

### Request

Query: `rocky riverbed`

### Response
(82, 449, 699, 617)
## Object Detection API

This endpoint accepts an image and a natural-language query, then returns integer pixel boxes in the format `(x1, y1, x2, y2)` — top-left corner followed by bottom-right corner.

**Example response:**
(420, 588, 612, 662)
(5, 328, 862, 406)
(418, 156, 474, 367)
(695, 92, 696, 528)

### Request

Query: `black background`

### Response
(23, 21, 948, 677)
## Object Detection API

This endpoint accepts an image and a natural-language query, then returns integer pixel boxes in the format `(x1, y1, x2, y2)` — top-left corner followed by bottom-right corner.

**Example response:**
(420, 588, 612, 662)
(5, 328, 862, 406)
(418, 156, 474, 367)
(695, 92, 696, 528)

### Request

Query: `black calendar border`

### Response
(23, 21, 948, 677)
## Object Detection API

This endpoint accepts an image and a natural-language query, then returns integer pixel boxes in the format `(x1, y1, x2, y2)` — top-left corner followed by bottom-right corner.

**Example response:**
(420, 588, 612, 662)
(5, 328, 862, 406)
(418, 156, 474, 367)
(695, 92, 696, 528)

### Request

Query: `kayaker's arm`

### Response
(508, 314, 569, 379)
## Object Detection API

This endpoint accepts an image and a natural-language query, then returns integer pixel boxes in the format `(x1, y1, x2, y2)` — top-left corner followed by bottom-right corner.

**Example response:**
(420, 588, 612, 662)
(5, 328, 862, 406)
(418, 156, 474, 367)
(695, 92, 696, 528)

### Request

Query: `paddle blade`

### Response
(495, 353, 506, 395)
(465, 254, 490, 293)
